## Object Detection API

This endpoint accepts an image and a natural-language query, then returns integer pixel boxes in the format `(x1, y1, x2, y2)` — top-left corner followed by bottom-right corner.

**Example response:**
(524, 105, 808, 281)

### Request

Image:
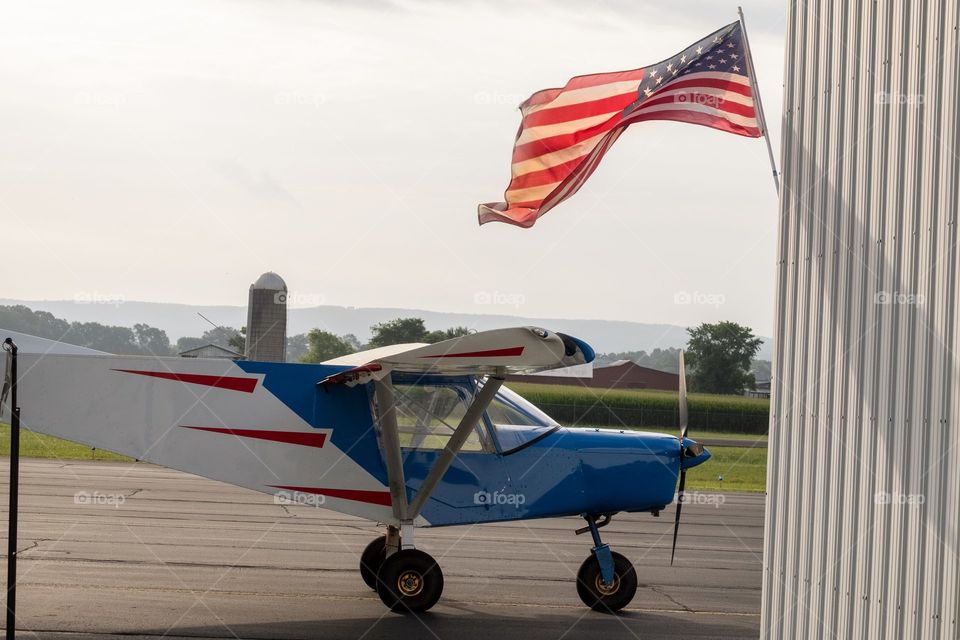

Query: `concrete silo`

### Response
(245, 272, 287, 362)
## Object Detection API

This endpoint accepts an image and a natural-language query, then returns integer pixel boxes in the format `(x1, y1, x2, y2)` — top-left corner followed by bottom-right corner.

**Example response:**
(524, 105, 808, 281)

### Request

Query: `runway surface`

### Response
(0, 460, 763, 640)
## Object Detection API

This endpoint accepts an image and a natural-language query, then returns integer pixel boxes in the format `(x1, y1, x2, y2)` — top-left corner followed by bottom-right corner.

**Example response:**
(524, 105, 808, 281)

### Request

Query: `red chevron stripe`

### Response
(181, 426, 327, 448)
(113, 369, 257, 393)
(270, 486, 391, 506)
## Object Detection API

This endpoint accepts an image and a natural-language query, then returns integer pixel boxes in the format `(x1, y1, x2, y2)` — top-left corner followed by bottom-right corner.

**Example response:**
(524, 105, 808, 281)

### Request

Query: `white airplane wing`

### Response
(321, 327, 595, 386)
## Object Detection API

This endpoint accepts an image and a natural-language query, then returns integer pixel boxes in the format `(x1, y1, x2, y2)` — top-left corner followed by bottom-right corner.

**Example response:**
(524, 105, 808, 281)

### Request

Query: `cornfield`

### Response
(507, 382, 770, 435)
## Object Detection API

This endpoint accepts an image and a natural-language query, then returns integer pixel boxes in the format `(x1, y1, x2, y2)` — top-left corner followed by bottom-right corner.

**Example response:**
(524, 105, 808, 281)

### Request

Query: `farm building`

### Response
(509, 360, 679, 391)
(178, 344, 244, 360)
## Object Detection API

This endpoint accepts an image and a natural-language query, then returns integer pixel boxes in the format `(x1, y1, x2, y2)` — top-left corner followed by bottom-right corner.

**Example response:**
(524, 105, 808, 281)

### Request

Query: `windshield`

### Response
(481, 382, 560, 453)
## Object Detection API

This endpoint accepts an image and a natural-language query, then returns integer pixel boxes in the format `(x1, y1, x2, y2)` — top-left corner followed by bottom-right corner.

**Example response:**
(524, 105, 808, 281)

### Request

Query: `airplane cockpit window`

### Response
(482, 384, 560, 454)
(390, 383, 489, 452)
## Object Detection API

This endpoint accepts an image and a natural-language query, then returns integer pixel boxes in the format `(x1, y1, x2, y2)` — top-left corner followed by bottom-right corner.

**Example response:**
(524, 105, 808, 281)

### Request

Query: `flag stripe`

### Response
(521, 91, 639, 129)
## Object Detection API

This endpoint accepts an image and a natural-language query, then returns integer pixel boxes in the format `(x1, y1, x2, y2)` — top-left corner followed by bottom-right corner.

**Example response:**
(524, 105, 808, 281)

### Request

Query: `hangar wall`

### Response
(762, 1, 960, 638)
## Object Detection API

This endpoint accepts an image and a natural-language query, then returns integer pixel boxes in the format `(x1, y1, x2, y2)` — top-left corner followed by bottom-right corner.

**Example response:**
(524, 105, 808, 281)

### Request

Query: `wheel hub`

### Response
(595, 573, 620, 596)
(397, 570, 424, 596)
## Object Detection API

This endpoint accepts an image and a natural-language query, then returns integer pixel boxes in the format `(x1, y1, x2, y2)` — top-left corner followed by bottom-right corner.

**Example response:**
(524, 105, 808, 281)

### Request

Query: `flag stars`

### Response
(666, 63, 673, 71)
(732, 65, 741, 72)
(680, 55, 687, 63)
(719, 58, 727, 63)
(650, 68, 658, 77)
(655, 76, 663, 85)
(727, 41, 735, 48)
(708, 64, 717, 69)
(731, 53, 739, 59)
(643, 87, 653, 97)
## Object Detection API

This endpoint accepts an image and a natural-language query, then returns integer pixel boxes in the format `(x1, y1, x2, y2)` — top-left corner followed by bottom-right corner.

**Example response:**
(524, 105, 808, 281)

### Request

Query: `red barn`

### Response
(510, 360, 679, 391)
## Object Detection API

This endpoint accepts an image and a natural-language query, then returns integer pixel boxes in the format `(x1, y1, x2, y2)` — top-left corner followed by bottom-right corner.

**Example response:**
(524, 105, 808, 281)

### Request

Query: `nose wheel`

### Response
(576, 550, 637, 611)
(574, 514, 637, 612)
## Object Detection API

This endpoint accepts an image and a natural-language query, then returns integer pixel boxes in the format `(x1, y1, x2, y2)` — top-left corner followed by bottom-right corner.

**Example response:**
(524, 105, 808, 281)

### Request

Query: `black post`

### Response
(3, 338, 18, 640)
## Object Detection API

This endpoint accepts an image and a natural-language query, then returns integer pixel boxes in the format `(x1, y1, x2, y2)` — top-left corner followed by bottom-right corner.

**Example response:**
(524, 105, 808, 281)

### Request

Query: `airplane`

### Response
(1, 326, 710, 614)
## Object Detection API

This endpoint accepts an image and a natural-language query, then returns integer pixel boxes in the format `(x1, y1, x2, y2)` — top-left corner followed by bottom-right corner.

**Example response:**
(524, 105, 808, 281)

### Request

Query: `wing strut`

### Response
(372, 372, 505, 549)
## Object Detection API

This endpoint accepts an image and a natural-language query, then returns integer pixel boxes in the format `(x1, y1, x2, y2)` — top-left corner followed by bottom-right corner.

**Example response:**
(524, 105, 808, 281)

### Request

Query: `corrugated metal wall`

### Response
(762, 1, 960, 638)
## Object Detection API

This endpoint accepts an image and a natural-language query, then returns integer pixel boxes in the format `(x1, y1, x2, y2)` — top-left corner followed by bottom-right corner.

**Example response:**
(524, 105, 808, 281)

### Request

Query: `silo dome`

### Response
(253, 271, 287, 291)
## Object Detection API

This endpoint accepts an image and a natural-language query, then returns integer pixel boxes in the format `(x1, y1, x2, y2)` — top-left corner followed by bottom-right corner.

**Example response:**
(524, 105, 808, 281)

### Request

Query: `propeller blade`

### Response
(670, 468, 686, 566)
(672, 349, 689, 566)
(678, 350, 688, 441)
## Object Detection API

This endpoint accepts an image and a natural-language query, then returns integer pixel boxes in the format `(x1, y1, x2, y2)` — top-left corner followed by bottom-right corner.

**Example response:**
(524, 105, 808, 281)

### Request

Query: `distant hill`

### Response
(0, 298, 773, 359)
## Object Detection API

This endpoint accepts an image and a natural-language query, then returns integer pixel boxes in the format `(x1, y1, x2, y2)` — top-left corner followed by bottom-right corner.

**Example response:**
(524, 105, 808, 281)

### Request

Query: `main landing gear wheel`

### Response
(575, 551, 637, 612)
(375, 549, 444, 613)
(359, 536, 387, 590)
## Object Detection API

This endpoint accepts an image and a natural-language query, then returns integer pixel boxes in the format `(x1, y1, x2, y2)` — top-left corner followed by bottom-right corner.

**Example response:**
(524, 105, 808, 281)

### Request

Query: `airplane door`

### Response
(376, 376, 515, 526)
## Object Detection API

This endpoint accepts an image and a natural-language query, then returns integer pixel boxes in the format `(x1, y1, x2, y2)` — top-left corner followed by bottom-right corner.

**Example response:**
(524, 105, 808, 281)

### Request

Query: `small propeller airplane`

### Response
(1, 326, 709, 613)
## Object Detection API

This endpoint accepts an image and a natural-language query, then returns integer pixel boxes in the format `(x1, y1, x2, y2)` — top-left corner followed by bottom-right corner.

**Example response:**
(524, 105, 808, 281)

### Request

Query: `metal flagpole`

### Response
(738, 6, 780, 194)
(3, 338, 19, 640)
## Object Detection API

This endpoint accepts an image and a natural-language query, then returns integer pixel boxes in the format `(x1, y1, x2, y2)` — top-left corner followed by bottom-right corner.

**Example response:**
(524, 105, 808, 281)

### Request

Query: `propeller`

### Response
(670, 350, 689, 566)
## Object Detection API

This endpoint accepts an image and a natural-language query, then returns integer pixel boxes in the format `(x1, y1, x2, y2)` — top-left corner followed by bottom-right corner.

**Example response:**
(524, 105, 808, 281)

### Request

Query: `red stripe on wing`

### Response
(113, 369, 258, 393)
(418, 346, 525, 359)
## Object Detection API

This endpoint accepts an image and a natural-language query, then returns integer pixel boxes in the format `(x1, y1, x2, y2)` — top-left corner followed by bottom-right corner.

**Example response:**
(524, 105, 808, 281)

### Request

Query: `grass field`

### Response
(0, 423, 131, 461)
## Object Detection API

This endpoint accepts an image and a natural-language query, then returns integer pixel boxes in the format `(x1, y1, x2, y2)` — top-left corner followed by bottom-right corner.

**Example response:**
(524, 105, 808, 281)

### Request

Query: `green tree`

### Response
(133, 323, 172, 355)
(424, 326, 471, 343)
(300, 329, 355, 363)
(368, 318, 429, 347)
(228, 326, 246, 354)
(286, 333, 309, 362)
(685, 321, 763, 394)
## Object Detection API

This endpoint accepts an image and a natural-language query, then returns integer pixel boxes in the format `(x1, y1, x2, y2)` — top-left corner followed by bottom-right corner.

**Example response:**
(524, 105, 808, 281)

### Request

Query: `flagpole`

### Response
(738, 6, 780, 195)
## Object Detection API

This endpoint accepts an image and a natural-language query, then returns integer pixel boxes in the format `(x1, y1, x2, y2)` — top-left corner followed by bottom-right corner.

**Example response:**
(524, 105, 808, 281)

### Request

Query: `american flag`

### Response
(478, 21, 762, 228)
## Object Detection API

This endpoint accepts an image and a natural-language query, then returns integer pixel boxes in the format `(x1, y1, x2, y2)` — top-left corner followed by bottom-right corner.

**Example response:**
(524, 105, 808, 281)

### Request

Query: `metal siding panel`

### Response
(763, 1, 959, 637)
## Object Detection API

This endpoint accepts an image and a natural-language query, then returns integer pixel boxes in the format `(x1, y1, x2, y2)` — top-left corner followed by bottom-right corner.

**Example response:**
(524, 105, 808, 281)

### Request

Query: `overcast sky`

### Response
(1, 0, 785, 336)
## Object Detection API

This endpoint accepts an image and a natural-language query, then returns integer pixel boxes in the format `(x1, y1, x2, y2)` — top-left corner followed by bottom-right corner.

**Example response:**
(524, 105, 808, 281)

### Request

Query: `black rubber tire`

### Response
(575, 550, 637, 612)
(375, 549, 444, 613)
(360, 536, 387, 591)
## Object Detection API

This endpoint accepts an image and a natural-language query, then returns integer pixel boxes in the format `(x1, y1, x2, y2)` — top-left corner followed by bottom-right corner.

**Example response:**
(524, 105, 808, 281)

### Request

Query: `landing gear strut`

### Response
(575, 514, 637, 612)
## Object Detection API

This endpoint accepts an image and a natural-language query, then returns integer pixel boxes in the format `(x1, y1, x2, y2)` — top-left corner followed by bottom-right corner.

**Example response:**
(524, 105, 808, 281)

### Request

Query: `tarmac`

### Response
(0, 459, 763, 640)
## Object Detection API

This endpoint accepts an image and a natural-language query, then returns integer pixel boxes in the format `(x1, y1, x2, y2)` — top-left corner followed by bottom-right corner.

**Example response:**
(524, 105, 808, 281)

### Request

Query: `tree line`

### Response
(1, 306, 767, 395)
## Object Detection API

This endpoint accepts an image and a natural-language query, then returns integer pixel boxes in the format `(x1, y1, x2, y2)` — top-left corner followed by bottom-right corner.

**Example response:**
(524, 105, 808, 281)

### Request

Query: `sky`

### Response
(0, 0, 785, 336)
